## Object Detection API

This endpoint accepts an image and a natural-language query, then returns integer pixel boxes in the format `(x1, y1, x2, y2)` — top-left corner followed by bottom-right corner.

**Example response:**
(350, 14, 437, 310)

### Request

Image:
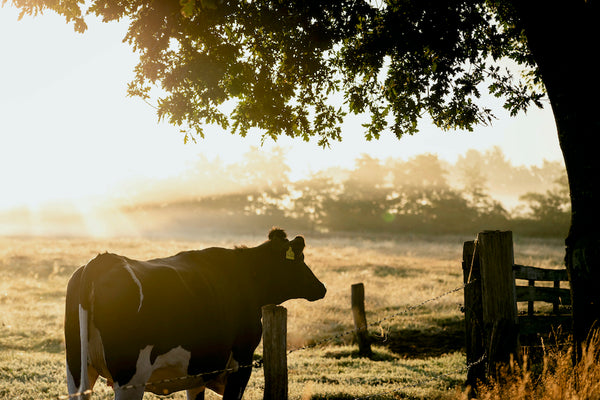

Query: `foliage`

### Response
(5, 0, 545, 145)
(124, 147, 568, 238)
(519, 175, 569, 223)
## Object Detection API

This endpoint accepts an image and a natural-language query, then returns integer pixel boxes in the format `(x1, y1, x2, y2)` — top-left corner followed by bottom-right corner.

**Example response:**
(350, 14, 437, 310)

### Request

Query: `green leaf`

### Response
(180, 0, 195, 18)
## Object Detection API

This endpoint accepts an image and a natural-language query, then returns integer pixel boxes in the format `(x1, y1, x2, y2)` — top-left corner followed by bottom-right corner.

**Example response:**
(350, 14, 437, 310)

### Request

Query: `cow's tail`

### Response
(65, 253, 117, 399)
(65, 266, 92, 399)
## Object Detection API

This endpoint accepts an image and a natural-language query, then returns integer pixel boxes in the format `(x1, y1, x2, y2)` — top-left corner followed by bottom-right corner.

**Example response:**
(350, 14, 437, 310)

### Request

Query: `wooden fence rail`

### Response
(513, 264, 571, 336)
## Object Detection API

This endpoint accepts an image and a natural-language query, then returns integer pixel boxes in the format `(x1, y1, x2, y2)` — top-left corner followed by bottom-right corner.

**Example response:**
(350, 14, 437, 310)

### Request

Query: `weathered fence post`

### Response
(528, 279, 535, 316)
(462, 240, 485, 394)
(553, 280, 560, 314)
(351, 283, 373, 357)
(477, 230, 520, 377)
(262, 304, 288, 400)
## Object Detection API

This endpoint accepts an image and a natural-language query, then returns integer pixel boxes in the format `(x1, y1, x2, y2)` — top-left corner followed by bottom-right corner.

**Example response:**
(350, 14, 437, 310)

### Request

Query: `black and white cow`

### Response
(64, 228, 326, 400)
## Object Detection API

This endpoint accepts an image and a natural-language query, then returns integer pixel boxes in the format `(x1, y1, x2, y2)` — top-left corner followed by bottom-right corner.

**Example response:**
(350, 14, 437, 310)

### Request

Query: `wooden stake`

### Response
(262, 304, 288, 400)
(463, 240, 485, 394)
(351, 283, 372, 357)
(477, 230, 520, 378)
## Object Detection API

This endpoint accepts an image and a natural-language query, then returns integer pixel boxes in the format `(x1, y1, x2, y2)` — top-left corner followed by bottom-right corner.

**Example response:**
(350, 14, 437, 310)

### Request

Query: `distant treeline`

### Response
(124, 147, 570, 238)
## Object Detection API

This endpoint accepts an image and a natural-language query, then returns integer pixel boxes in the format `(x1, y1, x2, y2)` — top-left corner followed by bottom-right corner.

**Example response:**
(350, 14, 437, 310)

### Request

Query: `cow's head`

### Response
(261, 228, 326, 304)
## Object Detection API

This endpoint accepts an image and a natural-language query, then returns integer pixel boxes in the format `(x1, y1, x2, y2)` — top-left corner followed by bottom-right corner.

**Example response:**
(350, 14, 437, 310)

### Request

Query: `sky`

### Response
(0, 6, 563, 211)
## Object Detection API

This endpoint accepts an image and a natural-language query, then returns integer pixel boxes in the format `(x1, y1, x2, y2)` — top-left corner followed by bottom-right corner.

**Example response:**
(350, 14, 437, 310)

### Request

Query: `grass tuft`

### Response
(457, 332, 600, 400)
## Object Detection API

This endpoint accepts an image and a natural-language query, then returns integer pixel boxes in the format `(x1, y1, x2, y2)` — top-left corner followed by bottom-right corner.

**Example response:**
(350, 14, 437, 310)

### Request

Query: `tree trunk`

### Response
(512, 1, 600, 358)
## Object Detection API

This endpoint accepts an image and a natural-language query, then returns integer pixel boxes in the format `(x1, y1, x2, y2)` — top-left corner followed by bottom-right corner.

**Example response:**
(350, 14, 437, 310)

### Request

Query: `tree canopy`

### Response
(6, 0, 545, 144)
(7, 0, 600, 355)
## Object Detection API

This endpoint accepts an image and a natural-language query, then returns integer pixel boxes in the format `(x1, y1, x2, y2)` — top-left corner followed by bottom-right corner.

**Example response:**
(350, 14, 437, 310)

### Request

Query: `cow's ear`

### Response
(268, 227, 291, 255)
(290, 236, 305, 257)
(268, 227, 287, 241)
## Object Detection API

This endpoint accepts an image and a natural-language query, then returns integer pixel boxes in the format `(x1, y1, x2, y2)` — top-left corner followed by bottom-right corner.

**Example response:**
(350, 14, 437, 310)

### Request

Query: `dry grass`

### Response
(0, 232, 572, 399)
(454, 332, 600, 400)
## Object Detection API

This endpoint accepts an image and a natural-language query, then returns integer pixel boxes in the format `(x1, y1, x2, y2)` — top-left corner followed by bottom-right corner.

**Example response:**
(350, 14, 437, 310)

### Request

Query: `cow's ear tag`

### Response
(286, 247, 295, 260)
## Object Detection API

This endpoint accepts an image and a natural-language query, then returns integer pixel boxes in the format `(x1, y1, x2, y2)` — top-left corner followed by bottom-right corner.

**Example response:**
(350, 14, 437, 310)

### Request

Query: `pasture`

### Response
(0, 232, 565, 399)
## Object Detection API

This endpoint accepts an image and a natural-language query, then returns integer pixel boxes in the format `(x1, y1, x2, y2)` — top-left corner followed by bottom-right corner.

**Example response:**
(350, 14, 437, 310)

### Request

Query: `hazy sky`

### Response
(0, 6, 563, 210)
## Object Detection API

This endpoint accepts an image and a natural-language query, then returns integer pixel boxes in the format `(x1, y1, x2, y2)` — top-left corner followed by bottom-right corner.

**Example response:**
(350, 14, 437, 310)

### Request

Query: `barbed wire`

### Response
(287, 279, 477, 355)
(58, 361, 263, 399)
(58, 279, 476, 399)
(58, 390, 92, 400)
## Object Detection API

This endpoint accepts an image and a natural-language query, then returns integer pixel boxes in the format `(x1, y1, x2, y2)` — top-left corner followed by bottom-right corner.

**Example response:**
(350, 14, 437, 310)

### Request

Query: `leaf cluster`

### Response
(5, 0, 87, 32)
(339, 0, 546, 139)
(7, 0, 546, 144)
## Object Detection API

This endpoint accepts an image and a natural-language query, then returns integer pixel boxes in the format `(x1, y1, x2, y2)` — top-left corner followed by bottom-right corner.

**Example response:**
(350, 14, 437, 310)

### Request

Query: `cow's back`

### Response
(82, 250, 254, 387)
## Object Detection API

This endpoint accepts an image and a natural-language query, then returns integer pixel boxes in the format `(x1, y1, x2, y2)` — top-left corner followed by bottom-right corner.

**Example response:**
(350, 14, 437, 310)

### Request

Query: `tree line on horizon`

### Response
(125, 146, 569, 237)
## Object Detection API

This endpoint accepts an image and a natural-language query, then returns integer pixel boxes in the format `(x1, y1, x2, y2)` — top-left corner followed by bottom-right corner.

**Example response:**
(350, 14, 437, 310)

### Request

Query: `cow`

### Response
(64, 228, 326, 400)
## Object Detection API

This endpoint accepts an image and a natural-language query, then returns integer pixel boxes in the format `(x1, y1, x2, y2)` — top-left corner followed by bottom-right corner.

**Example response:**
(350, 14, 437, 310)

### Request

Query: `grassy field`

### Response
(0, 232, 566, 399)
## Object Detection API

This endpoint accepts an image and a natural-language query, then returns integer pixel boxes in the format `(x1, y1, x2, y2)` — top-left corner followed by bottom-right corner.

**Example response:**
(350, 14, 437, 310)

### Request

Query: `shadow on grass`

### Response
(322, 347, 399, 362)
(305, 388, 457, 400)
(0, 337, 63, 354)
(376, 317, 465, 359)
(307, 395, 397, 400)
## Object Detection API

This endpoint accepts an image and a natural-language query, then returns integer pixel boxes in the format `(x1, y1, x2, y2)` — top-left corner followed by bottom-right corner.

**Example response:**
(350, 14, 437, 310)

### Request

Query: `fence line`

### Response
(57, 230, 573, 400)
(247, 351, 488, 400)
(63, 351, 486, 400)
(58, 362, 261, 400)
(58, 278, 477, 400)
(287, 279, 476, 356)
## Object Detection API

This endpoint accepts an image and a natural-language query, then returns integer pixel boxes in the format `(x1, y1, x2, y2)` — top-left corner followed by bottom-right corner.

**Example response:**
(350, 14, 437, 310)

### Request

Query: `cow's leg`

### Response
(222, 364, 253, 400)
(114, 384, 145, 400)
(66, 362, 79, 398)
(84, 367, 99, 399)
(186, 387, 205, 400)
(66, 364, 98, 400)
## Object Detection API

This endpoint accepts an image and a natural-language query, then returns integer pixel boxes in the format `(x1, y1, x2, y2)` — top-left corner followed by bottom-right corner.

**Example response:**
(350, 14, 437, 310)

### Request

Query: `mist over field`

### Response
(0, 146, 576, 400)
(0, 146, 567, 239)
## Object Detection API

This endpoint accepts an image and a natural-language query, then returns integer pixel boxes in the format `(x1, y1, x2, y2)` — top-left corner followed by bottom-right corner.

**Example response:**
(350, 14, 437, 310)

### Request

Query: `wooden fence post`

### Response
(463, 240, 485, 393)
(351, 283, 373, 357)
(528, 279, 535, 316)
(262, 305, 288, 400)
(477, 230, 520, 378)
(553, 280, 560, 314)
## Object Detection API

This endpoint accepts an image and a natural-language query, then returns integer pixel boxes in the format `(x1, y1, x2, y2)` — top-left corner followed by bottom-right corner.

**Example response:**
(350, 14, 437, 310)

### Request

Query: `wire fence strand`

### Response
(287, 279, 477, 355)
(58, 279, 477, 400)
